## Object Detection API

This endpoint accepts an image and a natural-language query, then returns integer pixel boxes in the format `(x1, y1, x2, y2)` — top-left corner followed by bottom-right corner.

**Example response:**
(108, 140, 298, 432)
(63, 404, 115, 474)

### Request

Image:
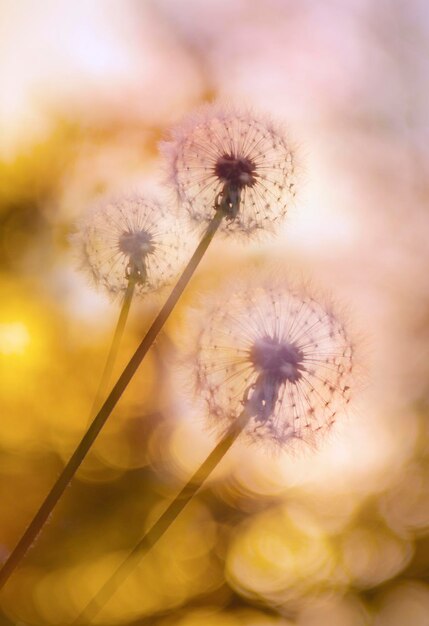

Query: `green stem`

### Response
(73, 410, 250, 624)
(0, 211, 223, 592)
(88, 272, 136, 418)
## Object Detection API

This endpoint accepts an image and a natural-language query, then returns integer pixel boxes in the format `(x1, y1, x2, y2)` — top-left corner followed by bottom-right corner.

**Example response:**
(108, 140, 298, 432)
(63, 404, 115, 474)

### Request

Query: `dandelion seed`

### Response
(73, 194, 189, 296)
(190, 276, 354, 447)
(162, 103, 296, 237)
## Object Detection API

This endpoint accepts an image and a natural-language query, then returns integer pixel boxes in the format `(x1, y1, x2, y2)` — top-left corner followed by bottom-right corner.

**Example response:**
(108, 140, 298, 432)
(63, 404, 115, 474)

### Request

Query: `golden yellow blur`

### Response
(1, 1, 429, 625)
(0, 322, 30, 356)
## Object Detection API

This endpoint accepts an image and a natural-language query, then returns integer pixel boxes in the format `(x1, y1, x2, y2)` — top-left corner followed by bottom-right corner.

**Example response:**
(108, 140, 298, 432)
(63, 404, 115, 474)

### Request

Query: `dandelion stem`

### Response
(0, 210, 223, 592)
(73, 410, 250, 624)
(88, 272, 137, 418)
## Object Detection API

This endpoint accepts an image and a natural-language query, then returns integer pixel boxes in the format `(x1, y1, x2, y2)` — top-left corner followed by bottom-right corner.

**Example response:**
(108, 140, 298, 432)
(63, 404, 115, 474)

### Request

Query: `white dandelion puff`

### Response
(187, 276, 355, 448)
(72, 194, 190, 297)
(161, 102, 296, 237)
(71, 275, 355, 620)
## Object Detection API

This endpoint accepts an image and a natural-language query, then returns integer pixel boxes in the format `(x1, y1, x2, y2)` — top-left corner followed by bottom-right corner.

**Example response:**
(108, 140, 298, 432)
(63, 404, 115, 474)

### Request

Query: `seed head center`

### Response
(118, 230, 155, 262)
(250, 336, 304, 384)
(214, 154, 257, 189)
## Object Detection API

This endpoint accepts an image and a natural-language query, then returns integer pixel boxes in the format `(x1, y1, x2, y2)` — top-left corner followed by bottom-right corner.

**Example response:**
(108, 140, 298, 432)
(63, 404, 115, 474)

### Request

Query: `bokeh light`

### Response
(0, 321, 30, 356)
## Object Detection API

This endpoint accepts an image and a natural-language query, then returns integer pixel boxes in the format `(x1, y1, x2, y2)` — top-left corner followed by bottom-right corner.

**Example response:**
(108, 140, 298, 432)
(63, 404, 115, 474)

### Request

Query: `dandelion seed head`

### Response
(72, 194, 188, 297)
(188, 276, 355, 448)
(161, 102, 296, 238)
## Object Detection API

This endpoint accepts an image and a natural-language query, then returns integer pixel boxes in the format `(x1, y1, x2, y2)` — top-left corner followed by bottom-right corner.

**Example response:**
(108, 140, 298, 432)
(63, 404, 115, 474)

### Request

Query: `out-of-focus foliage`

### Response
(1, 0, 429, 624)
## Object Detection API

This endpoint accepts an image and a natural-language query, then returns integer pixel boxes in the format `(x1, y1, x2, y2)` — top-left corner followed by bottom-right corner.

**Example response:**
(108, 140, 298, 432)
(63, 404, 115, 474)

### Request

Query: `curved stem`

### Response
(0, 211, 223, 592)
(88, 272, 136, 418)
(73, 410, 250, 624)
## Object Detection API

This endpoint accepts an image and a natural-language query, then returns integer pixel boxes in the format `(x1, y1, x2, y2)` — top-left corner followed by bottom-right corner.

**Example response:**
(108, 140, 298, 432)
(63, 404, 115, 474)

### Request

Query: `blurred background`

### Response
(1, 0, 429, 624)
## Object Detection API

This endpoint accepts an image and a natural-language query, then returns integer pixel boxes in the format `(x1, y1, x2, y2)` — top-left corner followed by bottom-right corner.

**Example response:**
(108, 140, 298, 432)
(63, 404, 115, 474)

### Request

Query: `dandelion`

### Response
(73, 194, 188, 297)
(71, 193, 192, 419)
(74, 274, 356, 623)
(193, 276, 354, 447)
(162, 103, 296, 236)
